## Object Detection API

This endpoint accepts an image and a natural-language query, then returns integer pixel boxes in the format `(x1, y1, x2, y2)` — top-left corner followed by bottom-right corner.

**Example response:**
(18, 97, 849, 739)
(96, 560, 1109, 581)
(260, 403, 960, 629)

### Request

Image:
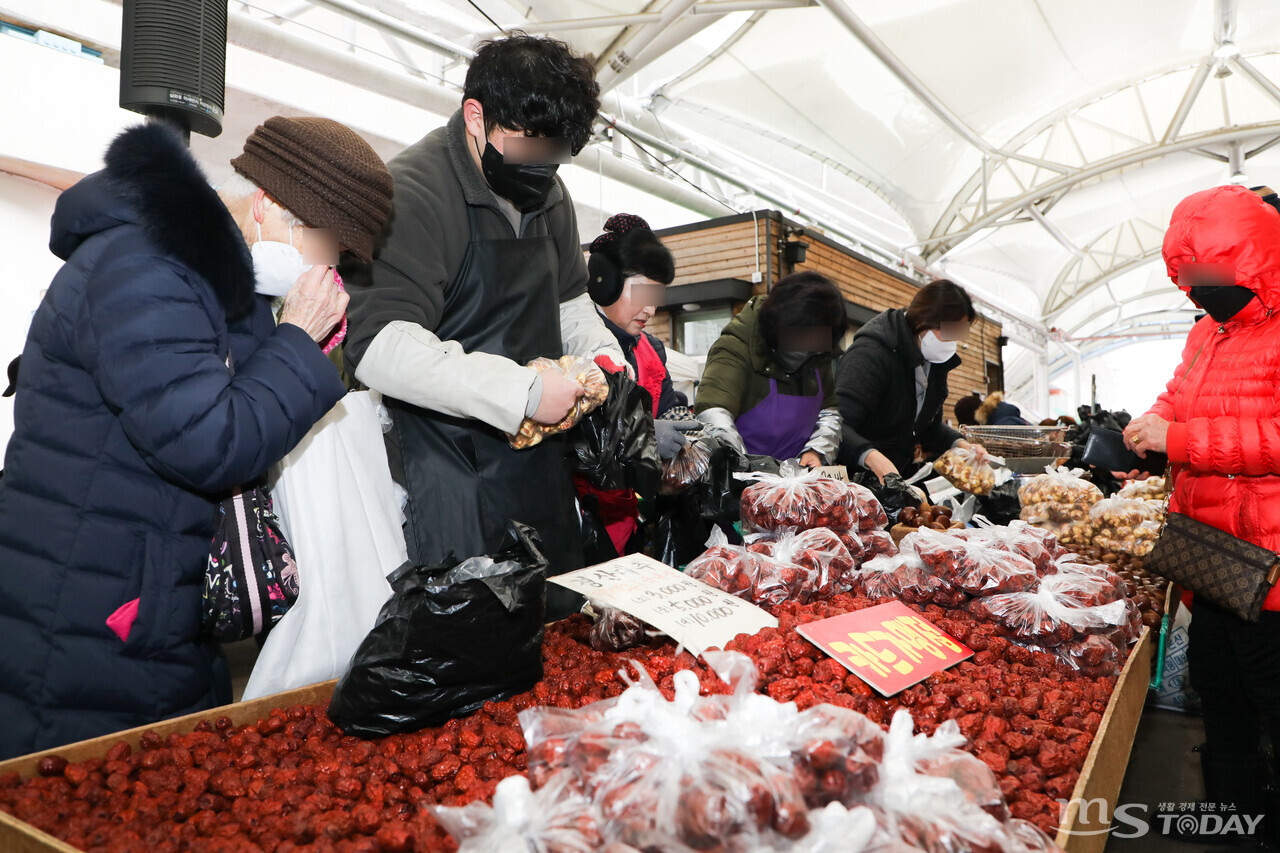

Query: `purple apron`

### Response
(735, 370, 824, 460)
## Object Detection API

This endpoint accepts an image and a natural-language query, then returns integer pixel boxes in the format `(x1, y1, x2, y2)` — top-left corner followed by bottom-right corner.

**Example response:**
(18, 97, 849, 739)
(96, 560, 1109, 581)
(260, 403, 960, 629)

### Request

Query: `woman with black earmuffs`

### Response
(578, 214, 698, 558)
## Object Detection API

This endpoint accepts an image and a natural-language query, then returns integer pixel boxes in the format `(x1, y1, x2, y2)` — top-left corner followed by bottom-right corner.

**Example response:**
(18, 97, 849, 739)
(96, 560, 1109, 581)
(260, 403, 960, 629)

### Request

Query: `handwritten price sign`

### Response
(797, 601, 973, 696)
(549, 554, 777, 656)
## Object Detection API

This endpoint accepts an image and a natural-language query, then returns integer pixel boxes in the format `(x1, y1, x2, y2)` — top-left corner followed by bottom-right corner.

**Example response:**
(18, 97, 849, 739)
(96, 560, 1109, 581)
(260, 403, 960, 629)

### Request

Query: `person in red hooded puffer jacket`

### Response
(1125, 184, 1280, 847)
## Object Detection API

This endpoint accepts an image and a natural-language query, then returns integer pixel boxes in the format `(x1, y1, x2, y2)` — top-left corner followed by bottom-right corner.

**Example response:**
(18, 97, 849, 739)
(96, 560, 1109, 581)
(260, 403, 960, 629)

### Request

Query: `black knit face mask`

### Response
(1189, 284, 1255, 322)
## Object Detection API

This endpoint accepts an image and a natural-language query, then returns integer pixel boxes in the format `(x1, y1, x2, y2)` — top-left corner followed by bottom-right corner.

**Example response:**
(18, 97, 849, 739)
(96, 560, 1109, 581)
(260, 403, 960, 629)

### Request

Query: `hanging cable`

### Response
(604, 120, 740, 214)
(465, 0, 504, 33)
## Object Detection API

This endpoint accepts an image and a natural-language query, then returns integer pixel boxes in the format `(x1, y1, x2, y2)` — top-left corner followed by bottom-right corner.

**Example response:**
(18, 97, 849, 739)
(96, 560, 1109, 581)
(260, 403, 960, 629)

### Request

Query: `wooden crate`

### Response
(0, 680, 337, 851)
(1054, 627, 1153, 853)
(1, 634, 1152, 852)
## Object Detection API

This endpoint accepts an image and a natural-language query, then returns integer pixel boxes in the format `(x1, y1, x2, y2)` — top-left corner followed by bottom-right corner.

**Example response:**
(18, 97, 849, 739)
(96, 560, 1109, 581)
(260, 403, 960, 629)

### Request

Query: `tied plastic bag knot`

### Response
(434, 555, 529, 611)
(432, 774, 603, 853)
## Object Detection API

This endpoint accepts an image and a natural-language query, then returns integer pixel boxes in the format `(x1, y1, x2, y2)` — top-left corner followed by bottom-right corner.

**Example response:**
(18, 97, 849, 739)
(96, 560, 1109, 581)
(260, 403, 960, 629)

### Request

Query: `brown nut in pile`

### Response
(897, 503, 959, 531)
(509, 356, 609, 449)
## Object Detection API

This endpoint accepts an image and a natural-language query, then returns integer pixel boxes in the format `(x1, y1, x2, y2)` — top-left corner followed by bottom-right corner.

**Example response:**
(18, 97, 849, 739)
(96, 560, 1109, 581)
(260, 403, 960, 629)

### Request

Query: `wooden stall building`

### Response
(633, 210, 1005, 431)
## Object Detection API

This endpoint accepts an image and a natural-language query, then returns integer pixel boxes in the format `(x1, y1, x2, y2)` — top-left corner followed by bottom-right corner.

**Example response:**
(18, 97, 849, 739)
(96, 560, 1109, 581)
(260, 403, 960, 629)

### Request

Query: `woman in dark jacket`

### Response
(579, 214, 693, 557)
(0, 119, 392, 758)
(836, 279, 980, 479)
(694, 273, 846, 467)
(588, 214, 688, 426)
(954, 392, 1030, 427)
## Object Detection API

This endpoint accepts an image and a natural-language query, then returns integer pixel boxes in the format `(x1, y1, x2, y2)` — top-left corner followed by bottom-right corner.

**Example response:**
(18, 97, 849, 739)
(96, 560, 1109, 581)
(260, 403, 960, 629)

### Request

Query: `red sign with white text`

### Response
(796, 601, 973, 697)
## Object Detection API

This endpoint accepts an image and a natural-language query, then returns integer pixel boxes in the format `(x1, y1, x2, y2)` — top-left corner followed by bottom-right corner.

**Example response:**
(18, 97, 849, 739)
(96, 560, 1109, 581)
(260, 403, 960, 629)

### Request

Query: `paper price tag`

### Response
(549, 554, 777, 656)
(796, 601, 972, 696)
(814, 465, 850, 482)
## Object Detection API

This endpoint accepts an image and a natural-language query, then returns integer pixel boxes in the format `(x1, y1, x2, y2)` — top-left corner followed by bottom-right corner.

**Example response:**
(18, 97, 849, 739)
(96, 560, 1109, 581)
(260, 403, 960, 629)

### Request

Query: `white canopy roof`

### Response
(11, 0, 1280, 409)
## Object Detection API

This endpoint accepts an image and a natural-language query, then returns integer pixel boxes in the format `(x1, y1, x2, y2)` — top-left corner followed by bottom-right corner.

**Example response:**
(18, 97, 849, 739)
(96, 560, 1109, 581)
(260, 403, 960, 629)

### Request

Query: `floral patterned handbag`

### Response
(203, 483, 299, 641)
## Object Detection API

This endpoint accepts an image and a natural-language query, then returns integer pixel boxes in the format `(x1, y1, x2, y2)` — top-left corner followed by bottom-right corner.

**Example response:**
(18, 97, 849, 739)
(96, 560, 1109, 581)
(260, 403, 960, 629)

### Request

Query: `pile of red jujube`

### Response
(2, 594, 1113, 850)
(0, 495, 1147, 850)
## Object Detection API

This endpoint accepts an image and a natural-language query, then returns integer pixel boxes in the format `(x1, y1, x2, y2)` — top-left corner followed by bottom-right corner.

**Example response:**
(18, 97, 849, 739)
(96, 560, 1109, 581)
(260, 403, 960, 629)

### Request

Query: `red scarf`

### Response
(633, 333, 666, 418)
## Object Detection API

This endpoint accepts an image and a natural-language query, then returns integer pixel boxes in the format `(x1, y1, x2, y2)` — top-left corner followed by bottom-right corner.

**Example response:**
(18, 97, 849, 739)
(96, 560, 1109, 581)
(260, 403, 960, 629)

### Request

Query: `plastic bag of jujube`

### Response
(747, 527, 858, 600)
(740, 463, 887, 534)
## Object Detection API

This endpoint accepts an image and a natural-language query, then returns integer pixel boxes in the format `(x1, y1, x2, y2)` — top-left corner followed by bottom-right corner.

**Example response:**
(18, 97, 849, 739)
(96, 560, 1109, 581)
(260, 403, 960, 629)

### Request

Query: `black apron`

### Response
(386, 204, 584, 619)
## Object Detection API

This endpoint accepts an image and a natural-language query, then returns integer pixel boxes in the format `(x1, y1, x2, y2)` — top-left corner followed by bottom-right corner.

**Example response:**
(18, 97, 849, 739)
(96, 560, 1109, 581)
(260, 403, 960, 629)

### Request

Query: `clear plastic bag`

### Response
(1051, 633, 1124, 678)
(967, 571, 1131, 647)
(1016, 468, 1103, 507)
(775, 803, 880, 853)
(1117, 476, 1169, 501)
(1088, 497, 1163, 557)
(431, 773, 603, 852)
(587, 604, 651, 653)
(1052, 561, 1127, 605)
(687, 528, 807, 607)
(740, 462, 887, 533)
(854, 553, 967, 607)
(1018, 500, 1094, 525)
(869, 711, 1035, 853)
(509, 356, 609, 449)
(949, 522, 1057, 577)
(661, 435, 713, 494)
(747, 528, 859, 601)
(520, 666, 813, 851)
(933, 446, 996, 496)
(899, 528, 1038, 596)
(789, 705, 887, 806)
(840, 529, 899, 562)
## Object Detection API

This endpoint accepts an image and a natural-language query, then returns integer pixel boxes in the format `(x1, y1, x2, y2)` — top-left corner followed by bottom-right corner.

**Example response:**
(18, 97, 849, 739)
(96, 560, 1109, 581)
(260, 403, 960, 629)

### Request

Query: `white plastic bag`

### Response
(243, 391, 405, 700)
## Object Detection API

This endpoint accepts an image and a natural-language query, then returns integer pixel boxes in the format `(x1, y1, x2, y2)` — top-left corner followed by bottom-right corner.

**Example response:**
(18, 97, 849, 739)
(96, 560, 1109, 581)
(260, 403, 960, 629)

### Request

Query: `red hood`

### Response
(1163, 184, 1280, 311)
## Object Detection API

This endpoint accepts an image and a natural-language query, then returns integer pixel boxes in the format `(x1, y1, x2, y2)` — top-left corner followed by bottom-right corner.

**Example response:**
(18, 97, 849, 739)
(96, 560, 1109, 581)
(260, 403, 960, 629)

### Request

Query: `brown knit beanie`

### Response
(231, 116, 393, 262)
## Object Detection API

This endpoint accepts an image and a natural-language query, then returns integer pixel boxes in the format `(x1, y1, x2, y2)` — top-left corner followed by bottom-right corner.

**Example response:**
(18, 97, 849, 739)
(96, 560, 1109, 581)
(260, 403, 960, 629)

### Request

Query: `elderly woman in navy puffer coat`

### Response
(0, 117, 393, 759)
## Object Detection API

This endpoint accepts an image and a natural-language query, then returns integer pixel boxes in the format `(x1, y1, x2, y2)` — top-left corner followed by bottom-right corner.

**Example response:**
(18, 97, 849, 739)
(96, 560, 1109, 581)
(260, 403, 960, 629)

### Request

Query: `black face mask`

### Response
(1189, 284, 1255, 323)
(477, 139, 559, 212)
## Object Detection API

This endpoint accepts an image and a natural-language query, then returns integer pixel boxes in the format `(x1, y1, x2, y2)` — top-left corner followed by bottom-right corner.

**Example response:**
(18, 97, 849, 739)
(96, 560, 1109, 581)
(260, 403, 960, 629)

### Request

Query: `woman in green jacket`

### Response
(693, 272, 846, 467)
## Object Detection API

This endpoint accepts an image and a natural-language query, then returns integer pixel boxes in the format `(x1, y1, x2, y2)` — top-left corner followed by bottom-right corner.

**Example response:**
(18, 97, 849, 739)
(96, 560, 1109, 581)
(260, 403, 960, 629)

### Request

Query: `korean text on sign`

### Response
(796, 601, 973, 696)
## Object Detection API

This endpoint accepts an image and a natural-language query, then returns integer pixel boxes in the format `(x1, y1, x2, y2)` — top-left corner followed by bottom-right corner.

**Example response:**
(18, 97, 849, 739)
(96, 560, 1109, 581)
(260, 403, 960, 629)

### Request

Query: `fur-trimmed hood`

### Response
(975, 391, 1005, 425)
(50, 123, 256, 320)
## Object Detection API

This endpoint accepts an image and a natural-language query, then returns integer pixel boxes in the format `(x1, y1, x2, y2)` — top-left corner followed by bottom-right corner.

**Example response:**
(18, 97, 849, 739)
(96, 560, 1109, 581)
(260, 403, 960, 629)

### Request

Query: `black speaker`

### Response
(119, 0, 227, 138)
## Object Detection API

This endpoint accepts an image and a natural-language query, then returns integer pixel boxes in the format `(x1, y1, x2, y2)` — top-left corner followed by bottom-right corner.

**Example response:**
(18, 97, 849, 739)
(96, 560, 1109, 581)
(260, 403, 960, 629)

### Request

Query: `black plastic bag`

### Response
(327, 521, 548, 738)
(571, 370, 661, 499)
(577, 491, 624, 566)
(648, 490, 710, 568)
(974, 479, 1022, 525)
(695, 437, 751, 524)
(850, 471, 917, 522)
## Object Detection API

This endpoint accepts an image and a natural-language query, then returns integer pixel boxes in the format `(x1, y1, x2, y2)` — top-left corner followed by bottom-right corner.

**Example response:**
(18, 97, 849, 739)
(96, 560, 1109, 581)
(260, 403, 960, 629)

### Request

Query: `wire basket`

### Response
(962, 425, 1072, 458)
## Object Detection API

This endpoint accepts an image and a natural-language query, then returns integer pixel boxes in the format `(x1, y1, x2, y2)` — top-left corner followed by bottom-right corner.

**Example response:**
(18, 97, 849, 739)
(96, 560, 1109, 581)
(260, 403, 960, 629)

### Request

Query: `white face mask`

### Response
(251, 221, 309, 297)
(919, 330, 958, 364)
